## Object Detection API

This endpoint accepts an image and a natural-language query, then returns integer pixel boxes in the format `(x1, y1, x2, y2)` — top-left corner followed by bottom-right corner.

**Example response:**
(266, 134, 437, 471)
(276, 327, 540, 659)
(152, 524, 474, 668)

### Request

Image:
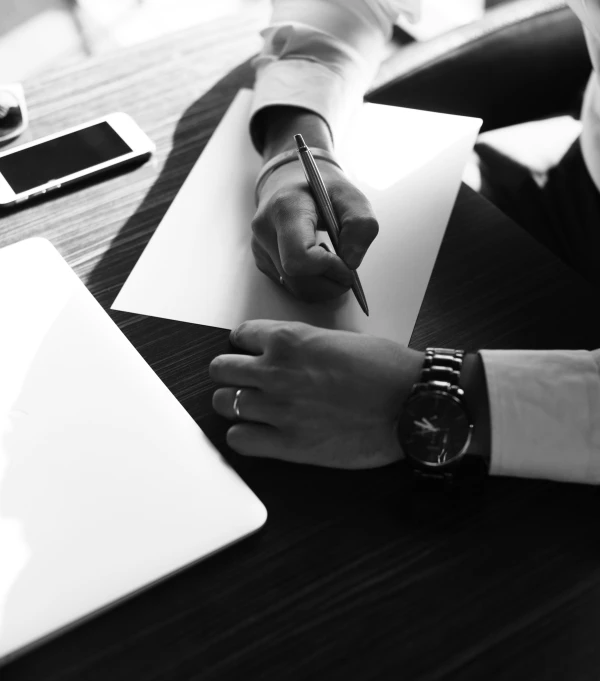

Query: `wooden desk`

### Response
(3, 15, 600, 681)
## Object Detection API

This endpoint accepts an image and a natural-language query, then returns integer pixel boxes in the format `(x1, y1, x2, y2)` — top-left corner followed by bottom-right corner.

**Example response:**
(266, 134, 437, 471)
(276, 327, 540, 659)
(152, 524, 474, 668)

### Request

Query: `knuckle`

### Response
(280, 253, 308, 277)
(276, 405, 297, 430)
(266, 322, 308, 360)
(251, 214, 270, 240)
(263, 365, 289, 391)
(269, 189, 296, 221)
(230, 321, 249, 346)
(236, 320, 250, 335)
(270, 322, 299, 348)
(324, 176, 346, 198)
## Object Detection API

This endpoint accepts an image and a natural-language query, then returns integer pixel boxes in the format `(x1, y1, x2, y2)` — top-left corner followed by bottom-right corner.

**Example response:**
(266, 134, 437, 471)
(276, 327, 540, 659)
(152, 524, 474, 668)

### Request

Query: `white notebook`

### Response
(0, 238, 267, 662)
(113, 89, 481, 346)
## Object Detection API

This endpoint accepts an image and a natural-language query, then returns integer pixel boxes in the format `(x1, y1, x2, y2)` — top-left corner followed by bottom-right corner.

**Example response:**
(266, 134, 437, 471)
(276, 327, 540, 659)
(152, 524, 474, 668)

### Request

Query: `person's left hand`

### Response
(210, 320, 424, 468)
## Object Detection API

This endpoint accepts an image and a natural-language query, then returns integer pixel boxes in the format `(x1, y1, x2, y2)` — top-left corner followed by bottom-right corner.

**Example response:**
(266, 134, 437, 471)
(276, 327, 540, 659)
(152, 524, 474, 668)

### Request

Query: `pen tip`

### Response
(294, 133, 307, 151)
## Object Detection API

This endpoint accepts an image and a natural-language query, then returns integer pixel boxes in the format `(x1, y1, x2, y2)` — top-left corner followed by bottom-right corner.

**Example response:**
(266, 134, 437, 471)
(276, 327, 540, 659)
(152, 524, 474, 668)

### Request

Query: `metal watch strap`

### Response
(407, 348, 489, 487)
(411, 348, 465, 400)
(254, 148, 342, 205)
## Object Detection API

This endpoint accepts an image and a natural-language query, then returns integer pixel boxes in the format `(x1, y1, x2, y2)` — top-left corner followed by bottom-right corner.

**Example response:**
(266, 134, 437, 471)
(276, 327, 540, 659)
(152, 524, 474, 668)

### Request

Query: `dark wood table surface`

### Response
(3, 13, 600, 681)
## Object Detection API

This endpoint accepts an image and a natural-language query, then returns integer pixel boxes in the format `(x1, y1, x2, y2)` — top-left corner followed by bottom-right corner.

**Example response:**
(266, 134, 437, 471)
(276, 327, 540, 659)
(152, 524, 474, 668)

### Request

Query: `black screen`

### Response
(0, 122, 132, 194)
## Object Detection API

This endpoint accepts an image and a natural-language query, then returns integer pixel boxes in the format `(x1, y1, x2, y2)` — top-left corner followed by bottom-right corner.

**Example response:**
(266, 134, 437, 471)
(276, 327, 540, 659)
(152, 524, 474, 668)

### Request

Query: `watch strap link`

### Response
(411, 348, 465, 398)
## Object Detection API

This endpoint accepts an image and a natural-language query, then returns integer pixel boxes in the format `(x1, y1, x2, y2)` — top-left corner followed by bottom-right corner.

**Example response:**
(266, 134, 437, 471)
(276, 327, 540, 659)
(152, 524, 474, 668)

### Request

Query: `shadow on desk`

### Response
(85, 59, 257, 442)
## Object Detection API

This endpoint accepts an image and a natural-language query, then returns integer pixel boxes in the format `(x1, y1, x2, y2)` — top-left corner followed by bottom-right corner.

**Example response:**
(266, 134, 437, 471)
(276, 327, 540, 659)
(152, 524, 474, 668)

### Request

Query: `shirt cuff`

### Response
(249, 57, 368, 151)
(480, 349, 600, 484)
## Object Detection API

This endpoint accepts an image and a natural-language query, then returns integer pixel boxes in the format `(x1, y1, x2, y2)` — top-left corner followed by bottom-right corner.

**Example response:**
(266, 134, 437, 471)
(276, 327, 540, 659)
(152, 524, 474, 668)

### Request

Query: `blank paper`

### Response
(113, 90, 481, 345)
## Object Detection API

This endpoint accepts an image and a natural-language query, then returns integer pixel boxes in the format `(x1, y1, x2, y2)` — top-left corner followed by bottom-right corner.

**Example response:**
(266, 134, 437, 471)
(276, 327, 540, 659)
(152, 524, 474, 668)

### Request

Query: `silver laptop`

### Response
(0, 238, 267, 662)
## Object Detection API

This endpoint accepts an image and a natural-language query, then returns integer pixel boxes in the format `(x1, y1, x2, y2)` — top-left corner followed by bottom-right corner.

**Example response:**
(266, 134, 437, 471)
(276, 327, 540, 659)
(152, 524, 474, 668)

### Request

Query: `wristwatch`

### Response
(397, 348, 488, 482)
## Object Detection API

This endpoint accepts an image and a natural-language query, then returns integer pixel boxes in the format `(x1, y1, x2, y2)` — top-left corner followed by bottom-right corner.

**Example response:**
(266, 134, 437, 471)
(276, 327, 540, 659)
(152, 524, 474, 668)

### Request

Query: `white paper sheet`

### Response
(113, 89, 481, 345)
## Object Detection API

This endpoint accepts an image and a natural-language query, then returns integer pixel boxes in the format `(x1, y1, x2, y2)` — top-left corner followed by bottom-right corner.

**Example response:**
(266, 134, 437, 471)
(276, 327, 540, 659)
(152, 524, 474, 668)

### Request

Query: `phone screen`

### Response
(0, 122, 132, 195)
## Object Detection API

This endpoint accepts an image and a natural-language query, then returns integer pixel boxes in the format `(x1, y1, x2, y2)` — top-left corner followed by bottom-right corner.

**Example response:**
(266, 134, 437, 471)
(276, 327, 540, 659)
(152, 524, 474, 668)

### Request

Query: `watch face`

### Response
(398, 391, 472, 467)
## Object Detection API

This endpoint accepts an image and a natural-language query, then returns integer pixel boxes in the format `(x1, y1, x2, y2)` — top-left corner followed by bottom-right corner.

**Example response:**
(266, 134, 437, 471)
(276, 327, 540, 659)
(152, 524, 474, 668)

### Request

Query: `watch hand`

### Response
(437, 433, 451, 464)
(414, 418, 439, 433)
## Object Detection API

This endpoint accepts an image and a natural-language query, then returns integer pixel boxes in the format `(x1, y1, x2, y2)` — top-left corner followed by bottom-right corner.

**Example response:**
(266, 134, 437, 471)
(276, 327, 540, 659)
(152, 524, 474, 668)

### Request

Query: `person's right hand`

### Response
(251, 159, 379, 302)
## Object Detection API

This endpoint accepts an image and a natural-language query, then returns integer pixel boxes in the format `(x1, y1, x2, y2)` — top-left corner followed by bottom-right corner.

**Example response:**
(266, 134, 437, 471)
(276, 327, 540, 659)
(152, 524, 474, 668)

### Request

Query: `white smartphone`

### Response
(0, 112, 155, 208)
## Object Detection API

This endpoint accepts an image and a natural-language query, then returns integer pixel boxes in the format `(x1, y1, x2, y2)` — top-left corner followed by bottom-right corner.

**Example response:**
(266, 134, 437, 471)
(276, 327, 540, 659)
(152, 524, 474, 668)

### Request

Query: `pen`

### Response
(294, 134, 370, 316)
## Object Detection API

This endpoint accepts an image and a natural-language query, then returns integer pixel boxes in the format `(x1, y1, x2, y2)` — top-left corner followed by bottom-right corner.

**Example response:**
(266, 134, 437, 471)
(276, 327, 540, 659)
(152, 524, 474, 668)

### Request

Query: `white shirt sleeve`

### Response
(481, 349, 600, 484)
(250, 0, 419, 149)
(567, 1, 600, 192)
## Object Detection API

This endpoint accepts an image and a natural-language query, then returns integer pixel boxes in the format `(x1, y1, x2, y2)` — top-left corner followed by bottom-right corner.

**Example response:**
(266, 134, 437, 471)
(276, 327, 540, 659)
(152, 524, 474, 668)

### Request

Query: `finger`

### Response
(254, 236, 350, 301)
(230, 319, 276, 354)
(328, 184, 379, 270)
(226, 422, 289, 459)
(251, 235, 284, 287)
(278, 220, 353, 285)
(264, 190, 352, 283)
(272, 235, 352, 298)
(209, 353, 264, 386)
(213, 387, 281, 426)
(283, 271, 350, 302)
(282, 242, 349, 300)
(254, 236, 350, 300)
(254, 190, 317, 275)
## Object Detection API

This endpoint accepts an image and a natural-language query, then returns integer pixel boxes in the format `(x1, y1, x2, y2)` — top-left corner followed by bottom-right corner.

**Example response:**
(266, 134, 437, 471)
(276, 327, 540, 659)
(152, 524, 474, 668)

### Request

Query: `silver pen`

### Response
(294, 134, 369, 316)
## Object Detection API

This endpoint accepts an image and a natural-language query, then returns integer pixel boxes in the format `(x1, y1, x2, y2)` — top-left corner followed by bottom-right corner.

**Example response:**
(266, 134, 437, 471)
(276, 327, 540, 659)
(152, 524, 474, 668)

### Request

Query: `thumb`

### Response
(329, 184, 379, 270)
(300, 241, 354, 287)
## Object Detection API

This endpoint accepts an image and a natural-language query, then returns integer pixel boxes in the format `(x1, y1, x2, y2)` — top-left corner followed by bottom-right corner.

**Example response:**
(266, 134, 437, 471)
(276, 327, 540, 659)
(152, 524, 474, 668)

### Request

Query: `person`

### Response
(209, 0, 600, 484)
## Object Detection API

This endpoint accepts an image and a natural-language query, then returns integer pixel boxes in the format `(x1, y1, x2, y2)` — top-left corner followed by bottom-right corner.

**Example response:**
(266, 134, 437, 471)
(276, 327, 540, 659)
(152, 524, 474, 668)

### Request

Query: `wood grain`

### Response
(2, 12, 600, 681)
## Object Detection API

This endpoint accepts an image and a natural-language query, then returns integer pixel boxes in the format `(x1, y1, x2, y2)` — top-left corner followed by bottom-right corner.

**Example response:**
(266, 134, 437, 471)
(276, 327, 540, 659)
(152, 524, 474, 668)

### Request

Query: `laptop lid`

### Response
(0, 238, 267, 662)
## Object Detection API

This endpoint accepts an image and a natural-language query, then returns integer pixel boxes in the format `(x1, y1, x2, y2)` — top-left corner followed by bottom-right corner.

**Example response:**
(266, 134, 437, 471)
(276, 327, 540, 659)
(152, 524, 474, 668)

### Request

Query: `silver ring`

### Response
(233, 388, 243, 420)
